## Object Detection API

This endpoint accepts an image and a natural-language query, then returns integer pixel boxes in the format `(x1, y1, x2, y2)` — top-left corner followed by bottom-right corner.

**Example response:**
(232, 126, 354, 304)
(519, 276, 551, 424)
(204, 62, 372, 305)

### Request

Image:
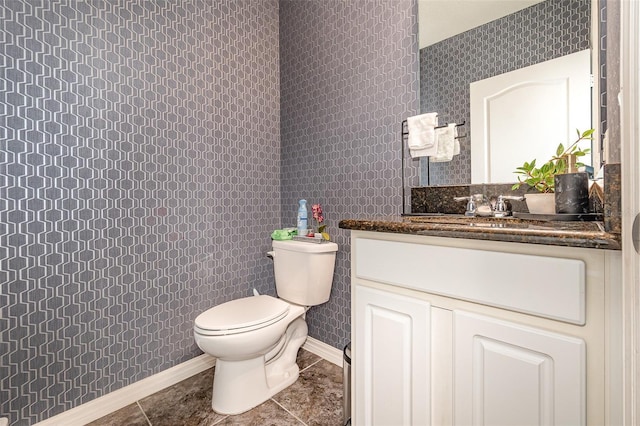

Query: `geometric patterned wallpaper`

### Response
(420, 0, 591, 185)
(0, 0, 280, 424)
(280, 0, 420, 350)
(599, 0, 608, 154)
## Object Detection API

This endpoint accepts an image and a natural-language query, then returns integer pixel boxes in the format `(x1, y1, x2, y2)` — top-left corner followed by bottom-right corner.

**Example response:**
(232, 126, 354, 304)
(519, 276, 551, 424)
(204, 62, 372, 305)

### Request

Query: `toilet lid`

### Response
(194, 295, 290, 336)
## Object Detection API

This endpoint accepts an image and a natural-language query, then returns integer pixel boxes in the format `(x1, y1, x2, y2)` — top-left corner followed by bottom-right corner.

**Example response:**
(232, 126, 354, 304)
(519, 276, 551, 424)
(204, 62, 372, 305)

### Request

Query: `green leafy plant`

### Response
(512, 129, 593, 193)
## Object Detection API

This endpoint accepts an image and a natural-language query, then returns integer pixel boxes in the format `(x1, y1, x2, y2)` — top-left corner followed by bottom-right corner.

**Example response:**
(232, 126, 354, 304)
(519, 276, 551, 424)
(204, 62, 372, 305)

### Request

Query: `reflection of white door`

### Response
(470, 49, 591, 184)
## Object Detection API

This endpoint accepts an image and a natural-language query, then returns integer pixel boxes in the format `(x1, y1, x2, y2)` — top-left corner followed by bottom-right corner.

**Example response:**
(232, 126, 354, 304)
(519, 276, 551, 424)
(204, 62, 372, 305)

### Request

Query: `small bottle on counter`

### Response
(297, 199, 308, 236)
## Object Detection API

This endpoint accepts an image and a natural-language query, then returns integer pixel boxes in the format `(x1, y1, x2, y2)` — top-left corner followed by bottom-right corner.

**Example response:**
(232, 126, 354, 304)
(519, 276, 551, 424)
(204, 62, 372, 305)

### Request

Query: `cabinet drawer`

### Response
(354, 238, 585, 324)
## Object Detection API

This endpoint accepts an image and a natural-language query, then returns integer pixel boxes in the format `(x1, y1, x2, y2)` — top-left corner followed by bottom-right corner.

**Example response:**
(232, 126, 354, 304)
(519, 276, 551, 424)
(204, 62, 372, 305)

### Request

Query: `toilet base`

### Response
(211, 317, 308, 415)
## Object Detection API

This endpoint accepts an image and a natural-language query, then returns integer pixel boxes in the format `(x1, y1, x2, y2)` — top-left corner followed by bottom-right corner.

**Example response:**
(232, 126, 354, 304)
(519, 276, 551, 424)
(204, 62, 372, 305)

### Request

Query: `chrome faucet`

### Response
(454, 194, 524, 217)
(454, 194, 486, 217)
(493, 195, 525, 217)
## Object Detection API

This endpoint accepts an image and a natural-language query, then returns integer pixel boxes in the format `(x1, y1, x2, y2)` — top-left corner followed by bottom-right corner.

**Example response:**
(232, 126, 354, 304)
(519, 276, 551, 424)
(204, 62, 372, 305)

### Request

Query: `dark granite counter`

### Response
(339, 215, 621, 250)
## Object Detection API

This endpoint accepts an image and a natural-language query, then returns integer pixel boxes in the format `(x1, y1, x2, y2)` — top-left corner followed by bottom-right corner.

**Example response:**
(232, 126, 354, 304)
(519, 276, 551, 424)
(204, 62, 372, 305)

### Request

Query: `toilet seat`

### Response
(194, 295, 290, 336)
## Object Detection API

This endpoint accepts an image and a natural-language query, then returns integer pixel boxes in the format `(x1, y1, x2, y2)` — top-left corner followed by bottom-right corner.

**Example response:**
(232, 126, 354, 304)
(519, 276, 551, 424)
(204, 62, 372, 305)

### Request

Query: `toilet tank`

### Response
(271, 240, 338, 306)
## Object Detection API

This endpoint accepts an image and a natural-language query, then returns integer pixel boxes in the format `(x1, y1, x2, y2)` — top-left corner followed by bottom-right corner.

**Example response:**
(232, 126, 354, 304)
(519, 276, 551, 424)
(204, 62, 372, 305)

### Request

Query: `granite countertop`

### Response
(339, 215, 621, 250)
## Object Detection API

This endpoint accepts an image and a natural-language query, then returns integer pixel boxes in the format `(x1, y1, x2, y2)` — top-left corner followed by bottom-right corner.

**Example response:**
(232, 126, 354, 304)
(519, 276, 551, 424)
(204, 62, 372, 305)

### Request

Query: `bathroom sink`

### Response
(406, 214, 517, 226)
(405, 214, 605, 233)
(466, 221, 529, 229)
(407, 215, 528, 229)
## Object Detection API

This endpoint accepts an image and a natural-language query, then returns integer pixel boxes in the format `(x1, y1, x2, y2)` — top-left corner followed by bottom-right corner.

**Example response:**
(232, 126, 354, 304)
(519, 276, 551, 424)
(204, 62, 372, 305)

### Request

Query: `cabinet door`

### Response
(454, 311, 586, 426)
(354, 285, 430, 425)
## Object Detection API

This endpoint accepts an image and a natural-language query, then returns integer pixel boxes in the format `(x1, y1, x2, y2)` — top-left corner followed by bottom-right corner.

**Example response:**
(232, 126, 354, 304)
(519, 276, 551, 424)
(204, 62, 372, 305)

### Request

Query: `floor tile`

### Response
(138, 368, 226, 426)
(214, 400, 304, 426)
(272, 359, 343, 426)
(296, 348, 322, 371)
(88, 349, 342, 426)
(86, 403, 149, 426)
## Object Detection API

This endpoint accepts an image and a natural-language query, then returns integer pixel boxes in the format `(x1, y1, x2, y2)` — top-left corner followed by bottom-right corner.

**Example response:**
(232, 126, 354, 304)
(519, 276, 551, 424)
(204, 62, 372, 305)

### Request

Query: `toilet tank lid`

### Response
(195, 295, 289, 332)
(272, 240, 338, 253)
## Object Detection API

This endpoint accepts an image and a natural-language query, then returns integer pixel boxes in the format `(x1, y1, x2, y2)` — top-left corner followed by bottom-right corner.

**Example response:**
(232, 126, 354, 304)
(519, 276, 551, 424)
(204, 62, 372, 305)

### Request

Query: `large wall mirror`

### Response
(417, 0, 602, 186)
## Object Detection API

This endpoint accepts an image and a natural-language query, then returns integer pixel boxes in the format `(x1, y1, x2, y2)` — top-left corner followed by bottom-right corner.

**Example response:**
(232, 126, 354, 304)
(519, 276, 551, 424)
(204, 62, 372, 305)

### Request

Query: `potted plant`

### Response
(512, 129, 593, 214)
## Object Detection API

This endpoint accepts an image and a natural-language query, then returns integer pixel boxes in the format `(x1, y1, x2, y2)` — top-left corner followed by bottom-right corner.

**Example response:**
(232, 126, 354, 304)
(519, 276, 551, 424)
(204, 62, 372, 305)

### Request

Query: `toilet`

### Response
(193, 239, 338, 415)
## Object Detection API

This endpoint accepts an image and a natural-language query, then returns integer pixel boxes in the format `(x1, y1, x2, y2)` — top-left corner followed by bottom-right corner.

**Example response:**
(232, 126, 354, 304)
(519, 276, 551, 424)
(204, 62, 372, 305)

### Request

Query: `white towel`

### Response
(430, 123, 458, 163)
(407, 112, 438, 158)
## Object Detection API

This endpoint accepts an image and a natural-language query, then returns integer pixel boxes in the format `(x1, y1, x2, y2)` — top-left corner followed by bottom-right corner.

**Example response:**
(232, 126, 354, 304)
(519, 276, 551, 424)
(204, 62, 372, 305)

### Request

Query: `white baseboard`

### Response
(34, 337, 343, 425)
(302, 336, 344, 367)
(35, 354, 216, 426)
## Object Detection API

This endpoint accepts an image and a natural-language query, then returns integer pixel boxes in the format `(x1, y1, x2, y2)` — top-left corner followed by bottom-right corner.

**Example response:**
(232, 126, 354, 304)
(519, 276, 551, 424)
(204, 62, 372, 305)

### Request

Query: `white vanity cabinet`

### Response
(453, 311, 585, 425)
(351, 231, 622, 426)
(355, 285, 431, 425)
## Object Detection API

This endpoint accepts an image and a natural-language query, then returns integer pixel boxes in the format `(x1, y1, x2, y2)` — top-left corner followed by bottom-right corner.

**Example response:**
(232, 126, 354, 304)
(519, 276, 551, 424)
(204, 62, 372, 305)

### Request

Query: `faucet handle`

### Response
(494, 195, 525, 217)
(497, 194, 525, 203)
(454, 194, 483, 216)
(453, 193, 485, 202)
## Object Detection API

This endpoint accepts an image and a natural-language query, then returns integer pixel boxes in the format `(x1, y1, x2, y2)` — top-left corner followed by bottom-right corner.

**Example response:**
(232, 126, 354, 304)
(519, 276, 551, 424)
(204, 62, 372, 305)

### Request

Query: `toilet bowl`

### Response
(194, 295, 308, 414)
(194, 240, 338, 415)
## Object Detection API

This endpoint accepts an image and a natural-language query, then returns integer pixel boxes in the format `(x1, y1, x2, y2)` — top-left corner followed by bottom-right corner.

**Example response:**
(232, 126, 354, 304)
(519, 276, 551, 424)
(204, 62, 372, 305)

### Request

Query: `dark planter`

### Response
(554, 172, 589, 214)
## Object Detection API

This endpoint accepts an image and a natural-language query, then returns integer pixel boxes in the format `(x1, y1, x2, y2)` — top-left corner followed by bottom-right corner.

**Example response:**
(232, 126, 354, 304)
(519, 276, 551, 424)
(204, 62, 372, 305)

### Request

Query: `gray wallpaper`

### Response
(280, 0, 420, 349)
(420, 0, 591, 185)
(0, 0, 280, 424)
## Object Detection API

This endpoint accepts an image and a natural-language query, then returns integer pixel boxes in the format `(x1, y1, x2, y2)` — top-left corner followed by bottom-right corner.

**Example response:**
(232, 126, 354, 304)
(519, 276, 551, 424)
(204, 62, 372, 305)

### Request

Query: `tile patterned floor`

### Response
(88, 349, 344, 426)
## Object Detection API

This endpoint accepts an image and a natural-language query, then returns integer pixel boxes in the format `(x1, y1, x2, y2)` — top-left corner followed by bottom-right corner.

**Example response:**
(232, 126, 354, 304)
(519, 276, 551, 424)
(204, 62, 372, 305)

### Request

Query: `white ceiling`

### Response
(418, 0, 546, 48)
